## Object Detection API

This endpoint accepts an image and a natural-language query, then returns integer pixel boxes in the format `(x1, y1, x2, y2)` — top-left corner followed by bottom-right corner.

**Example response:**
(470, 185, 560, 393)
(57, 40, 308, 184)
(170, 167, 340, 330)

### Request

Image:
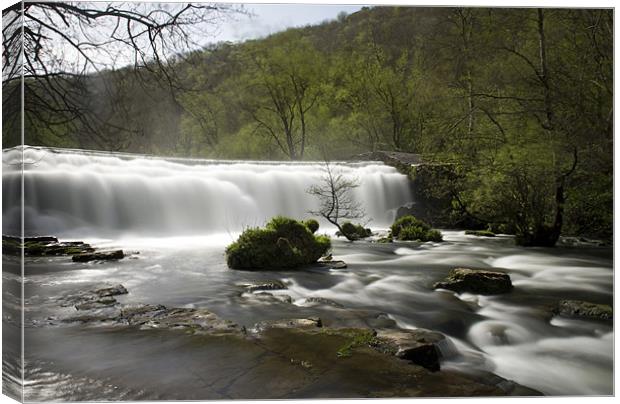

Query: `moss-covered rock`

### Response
(3, 235, 95, 257)
(303, 219, 320, 234)
(434, 268, 513, 295)
(226, 216, 331, 270)
(72, 250, 125, 262)
(465, 230, 496, 237)
(337, 222, 372, 240)
(554, 300, 612, 321)
(390, 215, 443, 242)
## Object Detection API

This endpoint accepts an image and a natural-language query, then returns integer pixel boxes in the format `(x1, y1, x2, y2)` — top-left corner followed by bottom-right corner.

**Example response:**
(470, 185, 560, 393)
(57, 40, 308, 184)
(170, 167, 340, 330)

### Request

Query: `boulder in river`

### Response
(226, 216, 330, 270)
(375, 328, 446, 372)
(72, 250, 125, 262)
(434, 268, 513, 295)
(554, 300, 612, 321)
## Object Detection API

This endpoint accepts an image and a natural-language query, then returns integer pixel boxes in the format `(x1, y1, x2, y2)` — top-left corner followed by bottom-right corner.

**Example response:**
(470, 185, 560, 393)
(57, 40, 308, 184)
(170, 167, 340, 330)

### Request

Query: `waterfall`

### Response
(2, 146, 413, 238)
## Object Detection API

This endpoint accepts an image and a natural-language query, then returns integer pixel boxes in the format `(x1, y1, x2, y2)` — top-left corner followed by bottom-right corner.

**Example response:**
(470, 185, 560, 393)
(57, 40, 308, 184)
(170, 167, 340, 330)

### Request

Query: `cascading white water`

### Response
(2, 146, 412, 237)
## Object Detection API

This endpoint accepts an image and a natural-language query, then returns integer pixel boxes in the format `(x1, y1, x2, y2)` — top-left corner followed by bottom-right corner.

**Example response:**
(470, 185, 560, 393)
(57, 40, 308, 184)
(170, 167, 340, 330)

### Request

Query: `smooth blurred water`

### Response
(2, 146, 411, 237)
(17, 232, 613, 398)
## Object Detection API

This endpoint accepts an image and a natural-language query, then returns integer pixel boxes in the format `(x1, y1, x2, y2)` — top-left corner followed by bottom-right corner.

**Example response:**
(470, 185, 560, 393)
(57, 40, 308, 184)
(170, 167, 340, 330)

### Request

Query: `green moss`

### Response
(339, 222, 372, 240)
(333, 329, 379, 358)
(303, 219, 320, 234)
(377, 235, 393, 243)
(226, 216, 331, 270)
(465, 230, 496, 237)
(390, 215, 443, 242)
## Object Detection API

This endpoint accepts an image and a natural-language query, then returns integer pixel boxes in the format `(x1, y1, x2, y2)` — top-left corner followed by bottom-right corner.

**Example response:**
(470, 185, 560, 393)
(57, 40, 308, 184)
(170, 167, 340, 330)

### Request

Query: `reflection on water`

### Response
(17, 231, 613, 399)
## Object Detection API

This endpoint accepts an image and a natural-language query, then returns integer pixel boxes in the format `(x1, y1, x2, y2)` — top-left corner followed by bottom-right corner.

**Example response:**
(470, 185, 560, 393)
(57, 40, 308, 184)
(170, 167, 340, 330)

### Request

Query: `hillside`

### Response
(6, 5, 613, 240)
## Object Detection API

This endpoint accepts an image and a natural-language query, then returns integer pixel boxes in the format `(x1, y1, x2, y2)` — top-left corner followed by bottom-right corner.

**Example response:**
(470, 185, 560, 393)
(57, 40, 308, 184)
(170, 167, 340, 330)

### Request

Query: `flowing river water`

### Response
(2, 147, 613, 399)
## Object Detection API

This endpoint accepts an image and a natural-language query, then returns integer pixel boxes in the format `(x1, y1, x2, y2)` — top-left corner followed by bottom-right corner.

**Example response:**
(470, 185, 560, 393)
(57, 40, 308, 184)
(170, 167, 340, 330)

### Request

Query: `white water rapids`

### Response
(2, 146, 411, 237)
(1, 146, 613, 398)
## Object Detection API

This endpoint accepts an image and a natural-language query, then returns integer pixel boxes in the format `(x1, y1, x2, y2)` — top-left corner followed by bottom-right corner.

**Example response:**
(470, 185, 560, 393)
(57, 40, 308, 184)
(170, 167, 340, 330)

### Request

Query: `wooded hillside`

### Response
(4, 6, 613, 241)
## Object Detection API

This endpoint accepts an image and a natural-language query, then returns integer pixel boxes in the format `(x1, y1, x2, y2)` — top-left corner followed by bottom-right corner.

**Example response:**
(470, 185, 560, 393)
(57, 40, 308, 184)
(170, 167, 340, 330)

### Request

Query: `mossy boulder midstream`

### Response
(303, 219, 320, 234)
(337, 222, 372, 240)
(434, 268, 513, 295)
(226, 216, 331, 270)
(554, 300, 612, 321)
(465, 230, 496, 237)
(390, 215, 443, 242)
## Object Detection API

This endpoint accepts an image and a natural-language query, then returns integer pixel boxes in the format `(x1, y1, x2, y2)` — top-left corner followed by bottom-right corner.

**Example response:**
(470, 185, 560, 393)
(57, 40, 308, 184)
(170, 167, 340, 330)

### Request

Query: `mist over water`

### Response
(2, 146, 411, 237)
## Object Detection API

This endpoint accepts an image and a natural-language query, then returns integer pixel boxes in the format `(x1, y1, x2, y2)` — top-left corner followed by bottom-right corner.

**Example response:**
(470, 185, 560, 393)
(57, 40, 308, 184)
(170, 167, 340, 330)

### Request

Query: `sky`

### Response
(205, 4, 366, 44)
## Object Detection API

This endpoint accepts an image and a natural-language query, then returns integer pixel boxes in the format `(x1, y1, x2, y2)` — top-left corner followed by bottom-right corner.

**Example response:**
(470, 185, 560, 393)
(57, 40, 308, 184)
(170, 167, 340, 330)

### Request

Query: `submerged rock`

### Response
(72, 250, 125, 262)
(316, 260, 347, 269)
(434, 268, 513, 295)
(253, 317, 323, 333)
(375, 328, 446, 371)
(64, 299, 244, 337)
(241, 291, 293, 305)
(61, 284, 128, 310)
(243, 280, 287, 292)
(554, 300, 612, 321)
(121, 306, 243, 336)
(303, 297, 345, 308)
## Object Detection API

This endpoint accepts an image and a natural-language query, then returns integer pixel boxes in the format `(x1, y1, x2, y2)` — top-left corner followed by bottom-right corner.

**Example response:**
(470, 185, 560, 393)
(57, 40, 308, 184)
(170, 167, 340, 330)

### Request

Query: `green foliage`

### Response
(303, 219, 320, 234)
(338, 222, 372, 240)
(225, 216, 331, 270)
(377, 235, 393, 243)
(332, 329, 379, 358)
(12, 6, 612, 242)
(391, 215, 443, 242)
(391, 215, 430, 237)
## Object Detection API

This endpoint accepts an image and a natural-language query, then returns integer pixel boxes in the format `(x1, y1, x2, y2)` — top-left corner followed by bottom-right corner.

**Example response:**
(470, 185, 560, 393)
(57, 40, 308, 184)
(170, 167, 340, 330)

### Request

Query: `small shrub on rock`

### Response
(303, 219, 320, 234)
(226, 216, 331, 270)
(390, 215, 443, 242)
(465, 229, 496, 237)
(338, 222, 372, 240)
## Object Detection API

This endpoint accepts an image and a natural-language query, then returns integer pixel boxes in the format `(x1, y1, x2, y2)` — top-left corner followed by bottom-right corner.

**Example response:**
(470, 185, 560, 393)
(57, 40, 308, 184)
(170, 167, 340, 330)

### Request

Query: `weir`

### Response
(2, 146, 413, 237)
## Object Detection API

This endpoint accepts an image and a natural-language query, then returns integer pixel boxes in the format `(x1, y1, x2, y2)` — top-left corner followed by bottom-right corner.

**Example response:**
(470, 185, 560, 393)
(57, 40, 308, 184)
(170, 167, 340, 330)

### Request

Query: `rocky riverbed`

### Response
(3, 230, 613, 399)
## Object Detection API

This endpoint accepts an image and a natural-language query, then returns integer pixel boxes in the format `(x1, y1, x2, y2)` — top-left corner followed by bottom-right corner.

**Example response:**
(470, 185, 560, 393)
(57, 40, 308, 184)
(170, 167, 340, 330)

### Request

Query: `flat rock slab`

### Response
(315, 260, 347, 269)
(253, 317, 323, 333)
(72, 250, 125, 262)
(38, 283, 541, 398)
(61, 284, 128, 310)
(303, 297, 345, 308)
(555, 300, 612, 321)
(375, 328, 446, 371)
(121, 306, 243, 336)
(434, 268, 513, 295)
(3, 235, 95, 257)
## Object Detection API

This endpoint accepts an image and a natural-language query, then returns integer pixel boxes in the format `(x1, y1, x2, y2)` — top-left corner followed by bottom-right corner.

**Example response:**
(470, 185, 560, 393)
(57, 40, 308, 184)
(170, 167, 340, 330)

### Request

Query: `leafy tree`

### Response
(241, 34, 324, 160)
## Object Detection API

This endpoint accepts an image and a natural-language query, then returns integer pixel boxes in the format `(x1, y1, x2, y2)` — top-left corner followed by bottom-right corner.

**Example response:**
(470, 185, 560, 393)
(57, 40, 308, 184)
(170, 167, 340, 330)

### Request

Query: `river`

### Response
(2, 147, 613, 399)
